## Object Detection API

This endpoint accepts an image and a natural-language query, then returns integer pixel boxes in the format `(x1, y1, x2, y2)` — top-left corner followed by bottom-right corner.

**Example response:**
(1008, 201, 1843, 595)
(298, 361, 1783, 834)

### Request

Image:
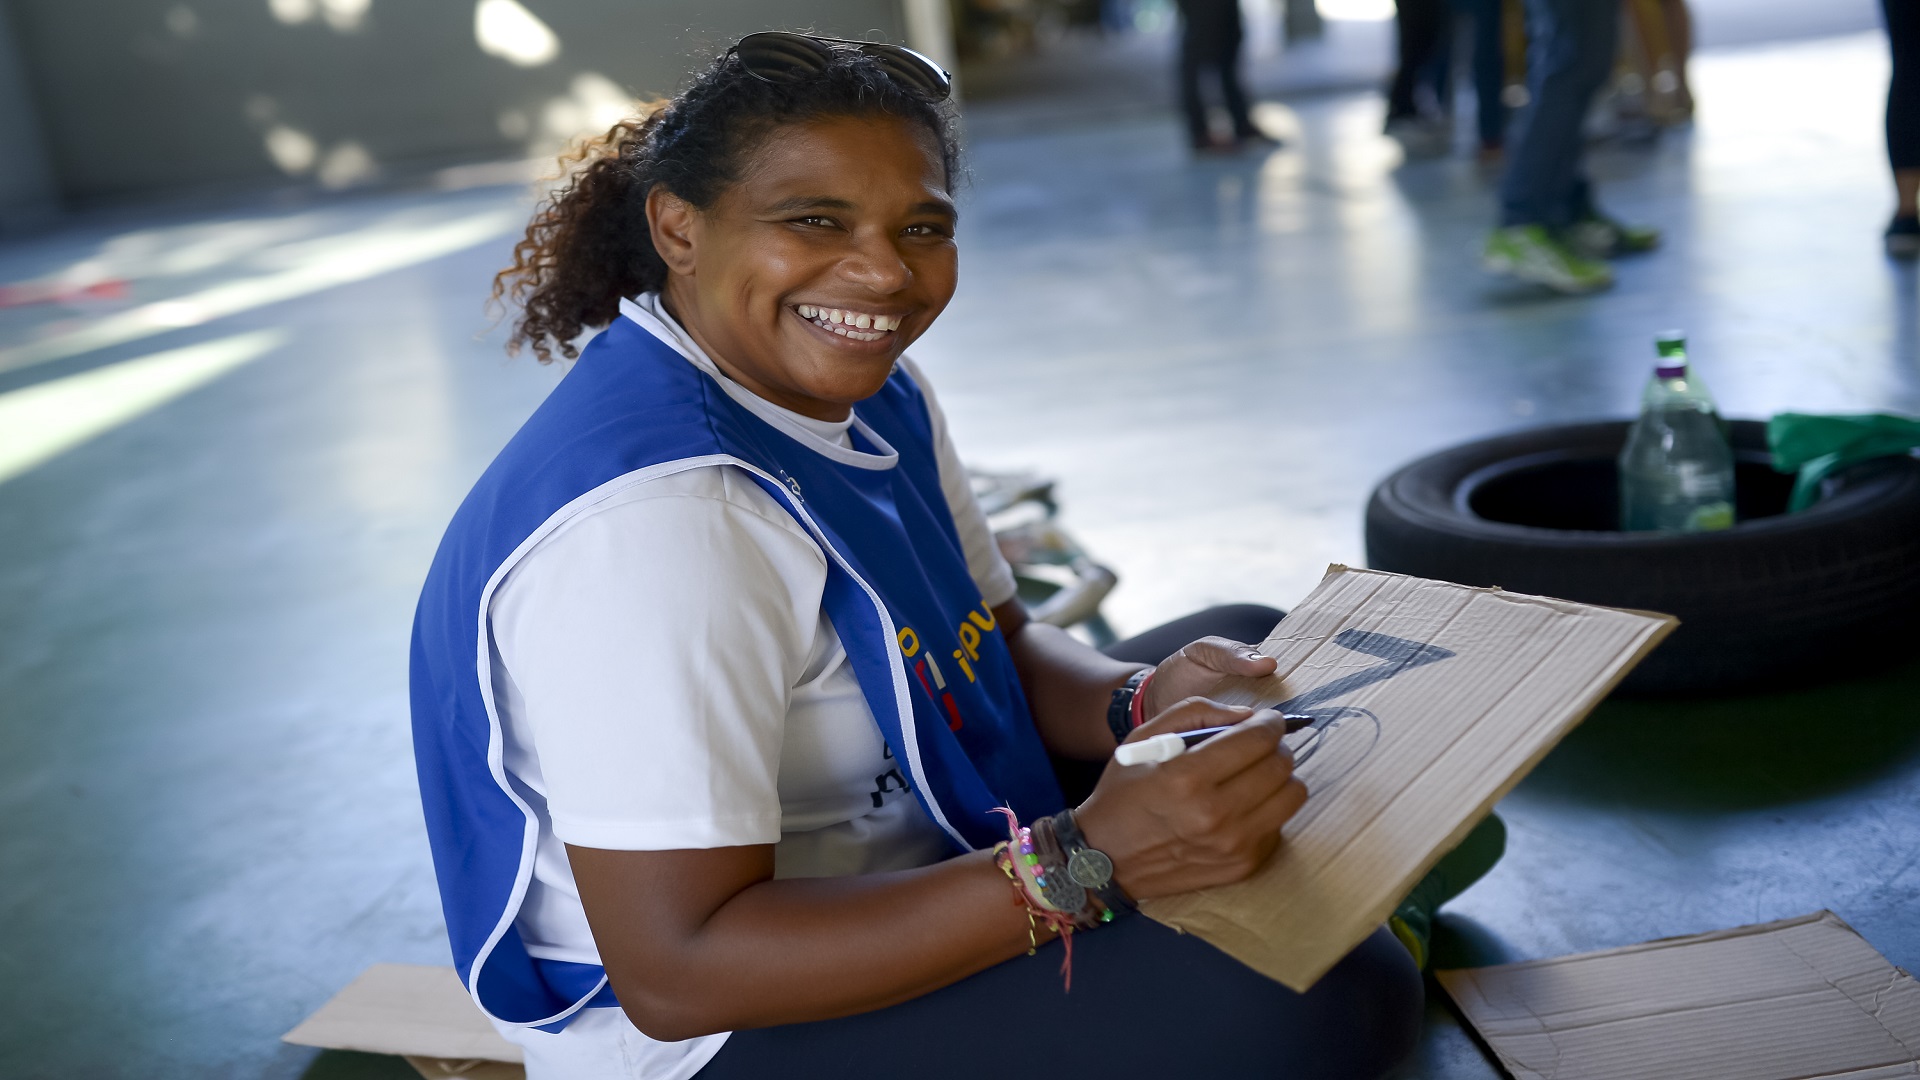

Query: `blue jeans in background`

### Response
(1452, 0, 1512, 148)
(1498, 0, 1618, 227)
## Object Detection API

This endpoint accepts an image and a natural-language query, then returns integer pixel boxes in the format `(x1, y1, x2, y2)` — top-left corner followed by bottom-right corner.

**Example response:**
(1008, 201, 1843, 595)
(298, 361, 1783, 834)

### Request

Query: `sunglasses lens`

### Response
(864, 45, 951, 101)
(736, 33, 951, 101)
(737, 32, 833, 84)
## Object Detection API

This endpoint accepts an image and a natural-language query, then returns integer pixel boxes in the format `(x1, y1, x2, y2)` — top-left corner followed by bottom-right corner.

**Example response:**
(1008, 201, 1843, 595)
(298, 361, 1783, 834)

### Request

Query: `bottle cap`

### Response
(1653, 330, 1687, 377)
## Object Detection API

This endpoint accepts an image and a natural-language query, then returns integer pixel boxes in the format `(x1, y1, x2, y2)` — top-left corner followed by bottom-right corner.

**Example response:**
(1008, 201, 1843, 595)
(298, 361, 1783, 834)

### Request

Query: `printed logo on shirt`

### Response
(870, 743, 910, 808)
(894, 601, 998, 733)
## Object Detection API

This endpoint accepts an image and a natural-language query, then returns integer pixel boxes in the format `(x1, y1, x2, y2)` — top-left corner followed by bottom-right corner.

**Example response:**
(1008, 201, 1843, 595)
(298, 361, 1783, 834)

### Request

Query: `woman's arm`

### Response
(571, 844, 1028, 1041)
(996, 599, 1282, 760)
(573, 699, 1303, 1042)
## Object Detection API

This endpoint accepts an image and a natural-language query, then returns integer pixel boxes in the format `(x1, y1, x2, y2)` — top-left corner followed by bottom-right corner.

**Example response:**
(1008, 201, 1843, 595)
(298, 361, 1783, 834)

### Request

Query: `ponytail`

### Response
(492, 113, 667, 363)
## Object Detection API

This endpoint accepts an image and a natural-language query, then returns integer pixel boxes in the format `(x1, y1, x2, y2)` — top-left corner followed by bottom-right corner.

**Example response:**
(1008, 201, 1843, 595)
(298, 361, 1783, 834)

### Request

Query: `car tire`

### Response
(1363, 420, 1920, 695)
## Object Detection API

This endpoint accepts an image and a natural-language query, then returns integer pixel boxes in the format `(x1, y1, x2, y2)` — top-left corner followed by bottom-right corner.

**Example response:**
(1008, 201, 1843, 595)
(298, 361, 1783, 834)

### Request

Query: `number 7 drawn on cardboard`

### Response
(1273, 629, 1456, 785)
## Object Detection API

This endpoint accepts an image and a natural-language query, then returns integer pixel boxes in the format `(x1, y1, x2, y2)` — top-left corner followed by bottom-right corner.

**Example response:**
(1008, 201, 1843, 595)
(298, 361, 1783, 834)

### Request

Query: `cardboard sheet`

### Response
(1437, 911, 1920, 1080)
(1140, 566, 1676, 992)
(282, 963, 524, 1080)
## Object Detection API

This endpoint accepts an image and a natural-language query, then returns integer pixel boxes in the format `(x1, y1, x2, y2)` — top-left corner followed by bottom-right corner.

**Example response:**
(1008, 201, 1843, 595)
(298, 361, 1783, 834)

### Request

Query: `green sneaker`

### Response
(1565, 214, 1662, 259)
(1484, 226, 1614, 294)
(1388, 813, 1508, 970)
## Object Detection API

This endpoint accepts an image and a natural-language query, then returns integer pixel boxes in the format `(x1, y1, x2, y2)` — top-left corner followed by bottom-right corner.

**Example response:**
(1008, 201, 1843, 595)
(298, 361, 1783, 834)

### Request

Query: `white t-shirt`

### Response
(485, 294, 1018, 1080)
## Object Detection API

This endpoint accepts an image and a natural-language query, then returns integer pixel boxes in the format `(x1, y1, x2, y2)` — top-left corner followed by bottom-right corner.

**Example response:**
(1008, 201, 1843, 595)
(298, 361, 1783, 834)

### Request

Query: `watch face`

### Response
(1067, 848, 1114, 889)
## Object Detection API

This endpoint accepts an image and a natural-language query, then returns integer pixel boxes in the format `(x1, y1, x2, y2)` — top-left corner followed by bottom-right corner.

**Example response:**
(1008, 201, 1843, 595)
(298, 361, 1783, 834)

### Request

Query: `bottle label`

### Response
(1674, 462, 1729, 498)
(1687, 503, 1735, 531)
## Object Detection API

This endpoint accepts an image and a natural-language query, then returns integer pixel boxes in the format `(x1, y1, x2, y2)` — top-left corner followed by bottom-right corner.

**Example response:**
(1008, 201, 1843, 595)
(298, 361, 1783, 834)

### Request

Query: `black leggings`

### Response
(1890, 0, 1920, 169)
(1388, 0, 1451, 121)
(1178, 0, 1256, 141)
(696, 605, 1424, 1080)
(697, 920, 1421, 1079)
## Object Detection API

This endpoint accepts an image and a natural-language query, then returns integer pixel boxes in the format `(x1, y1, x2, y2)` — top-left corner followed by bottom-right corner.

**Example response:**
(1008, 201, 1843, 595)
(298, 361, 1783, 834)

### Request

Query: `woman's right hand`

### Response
(1073, 699, 1307, 901)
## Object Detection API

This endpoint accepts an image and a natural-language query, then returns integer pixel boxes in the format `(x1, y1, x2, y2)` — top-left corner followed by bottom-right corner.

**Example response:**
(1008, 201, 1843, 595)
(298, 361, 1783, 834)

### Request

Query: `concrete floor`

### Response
(0, 28, 1915, 1080)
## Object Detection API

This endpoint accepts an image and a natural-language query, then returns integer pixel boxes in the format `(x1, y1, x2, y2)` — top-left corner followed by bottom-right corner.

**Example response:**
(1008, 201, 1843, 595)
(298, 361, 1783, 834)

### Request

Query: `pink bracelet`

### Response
(991, 807, 1082, 989)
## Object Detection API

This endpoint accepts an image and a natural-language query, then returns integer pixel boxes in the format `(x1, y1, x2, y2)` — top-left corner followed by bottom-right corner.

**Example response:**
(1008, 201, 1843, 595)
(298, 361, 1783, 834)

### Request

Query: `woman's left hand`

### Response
(1141, 637, 1278, 716)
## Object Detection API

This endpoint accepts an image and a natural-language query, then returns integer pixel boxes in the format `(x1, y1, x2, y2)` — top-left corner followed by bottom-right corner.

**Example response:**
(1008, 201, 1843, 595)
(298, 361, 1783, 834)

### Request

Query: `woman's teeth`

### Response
(796, 304, 900, 341)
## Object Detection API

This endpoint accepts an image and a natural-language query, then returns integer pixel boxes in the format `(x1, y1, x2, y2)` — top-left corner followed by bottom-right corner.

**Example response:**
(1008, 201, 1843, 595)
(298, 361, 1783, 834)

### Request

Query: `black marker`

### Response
(1113, 713, 1314, 766)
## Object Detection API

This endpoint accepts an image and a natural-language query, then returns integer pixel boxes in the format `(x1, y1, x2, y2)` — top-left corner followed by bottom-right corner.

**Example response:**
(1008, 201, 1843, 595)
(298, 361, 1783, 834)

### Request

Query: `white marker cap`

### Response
(1114, 731, 1187, 767)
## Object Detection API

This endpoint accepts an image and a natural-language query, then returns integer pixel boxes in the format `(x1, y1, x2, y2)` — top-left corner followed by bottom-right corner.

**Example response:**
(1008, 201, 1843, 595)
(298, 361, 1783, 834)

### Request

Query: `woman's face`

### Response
(650, 113, 959, 422)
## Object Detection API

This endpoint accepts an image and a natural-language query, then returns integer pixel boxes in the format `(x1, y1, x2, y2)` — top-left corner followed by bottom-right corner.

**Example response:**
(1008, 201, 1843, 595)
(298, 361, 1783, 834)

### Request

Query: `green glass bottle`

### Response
(1618, 331, 1736, 532)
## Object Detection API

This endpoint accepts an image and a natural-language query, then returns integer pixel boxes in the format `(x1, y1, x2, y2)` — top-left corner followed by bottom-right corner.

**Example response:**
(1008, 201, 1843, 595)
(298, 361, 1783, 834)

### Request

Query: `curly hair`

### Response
(493, 44, 961, 363)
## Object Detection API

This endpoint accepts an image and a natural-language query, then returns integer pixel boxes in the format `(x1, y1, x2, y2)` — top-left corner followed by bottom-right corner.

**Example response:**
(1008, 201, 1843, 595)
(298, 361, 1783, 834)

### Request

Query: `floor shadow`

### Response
(1519, 657, 1920, 812)
(1427, 912, 1523, 971)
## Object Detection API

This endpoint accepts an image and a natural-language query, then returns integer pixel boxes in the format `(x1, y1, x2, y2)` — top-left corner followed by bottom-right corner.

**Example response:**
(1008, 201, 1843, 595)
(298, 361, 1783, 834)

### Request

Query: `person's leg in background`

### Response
(1178, 20, 1217, 149)
(1885, 0, 1920, 257)
(1179, 0, 1246, 151)
(1214, 27, 1270, 144)
(1656, 0, 1694, 121)
(1483, 0, 1628, 293)
(1455, 0, 1509, 160)
(1387, 0, 1454, 156)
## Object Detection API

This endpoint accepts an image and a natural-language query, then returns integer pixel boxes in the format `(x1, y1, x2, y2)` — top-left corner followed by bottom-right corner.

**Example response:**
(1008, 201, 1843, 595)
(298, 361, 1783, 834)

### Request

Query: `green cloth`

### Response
(1769, 412, 1920, 512)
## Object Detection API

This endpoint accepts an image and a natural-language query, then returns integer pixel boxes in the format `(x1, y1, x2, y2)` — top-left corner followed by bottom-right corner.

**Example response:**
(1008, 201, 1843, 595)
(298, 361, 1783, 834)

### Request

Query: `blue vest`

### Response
(409, 316, 1064, 1029)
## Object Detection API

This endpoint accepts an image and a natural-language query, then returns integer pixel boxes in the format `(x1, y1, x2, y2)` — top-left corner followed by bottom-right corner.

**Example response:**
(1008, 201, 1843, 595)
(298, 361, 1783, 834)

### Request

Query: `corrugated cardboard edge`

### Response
(1142, 565, 1680, 992)
(1439, 909, 1850, 983)
(1435, 911, 1920, 1080)
(282, 963, 523, 1064)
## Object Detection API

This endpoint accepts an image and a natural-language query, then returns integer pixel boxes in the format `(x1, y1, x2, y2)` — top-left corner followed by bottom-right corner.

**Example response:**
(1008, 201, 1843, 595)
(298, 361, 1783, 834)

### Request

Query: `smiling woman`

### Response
(414, 33, 1422, 1080)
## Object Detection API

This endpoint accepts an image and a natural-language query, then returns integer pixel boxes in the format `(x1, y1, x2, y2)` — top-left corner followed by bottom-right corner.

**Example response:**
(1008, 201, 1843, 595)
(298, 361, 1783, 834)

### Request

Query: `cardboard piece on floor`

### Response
(1437, 911, 1920, 1080)
(282, 963, 525, 1080)
(1141, 566, 1675, 992)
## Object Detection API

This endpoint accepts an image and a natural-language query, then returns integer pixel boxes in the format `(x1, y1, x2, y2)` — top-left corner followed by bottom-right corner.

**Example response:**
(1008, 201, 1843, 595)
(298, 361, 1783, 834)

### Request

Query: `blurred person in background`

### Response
(1622, 0, 1694, 125)
(410, 32, 1429, 1080)
(1885, 0, 1919, 257)
(1384, 0, 1452, 157)
(1482, 0, 1659, 293)
(1385, 0, 1510, 161)
(1177, 0, 1274, 151)
(1457, 0, 1514, 161)
(1390, 0, 1443, 155)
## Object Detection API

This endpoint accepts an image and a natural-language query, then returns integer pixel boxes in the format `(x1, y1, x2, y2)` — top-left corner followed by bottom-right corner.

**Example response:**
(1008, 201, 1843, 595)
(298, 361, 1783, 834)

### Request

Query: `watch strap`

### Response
(1029, 816, 1100, 928)
(1050, 809, 1136, 916)
(1106, 668, 1152, 747)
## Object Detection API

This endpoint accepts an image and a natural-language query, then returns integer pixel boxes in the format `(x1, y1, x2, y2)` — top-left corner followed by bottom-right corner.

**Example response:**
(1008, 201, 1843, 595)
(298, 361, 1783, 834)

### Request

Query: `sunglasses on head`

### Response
(734, 31, 952, 102)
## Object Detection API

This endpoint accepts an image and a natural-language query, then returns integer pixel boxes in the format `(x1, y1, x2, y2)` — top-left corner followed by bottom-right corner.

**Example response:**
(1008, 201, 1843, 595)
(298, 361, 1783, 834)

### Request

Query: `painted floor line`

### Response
(0, 208, 519, 377)
(0, 329, 288, 485)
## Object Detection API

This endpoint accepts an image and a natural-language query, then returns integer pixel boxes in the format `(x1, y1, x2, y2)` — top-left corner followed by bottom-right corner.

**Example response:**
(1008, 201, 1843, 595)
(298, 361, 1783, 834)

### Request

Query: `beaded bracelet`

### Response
(990, 808, 1089, 989)
(991, 842, 1039, 957)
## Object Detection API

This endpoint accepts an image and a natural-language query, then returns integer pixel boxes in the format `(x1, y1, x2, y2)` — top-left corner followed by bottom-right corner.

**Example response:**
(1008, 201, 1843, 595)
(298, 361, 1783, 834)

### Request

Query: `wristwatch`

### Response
(1050, 809, 1135, 917)
(1107, 668, 1152, 746)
